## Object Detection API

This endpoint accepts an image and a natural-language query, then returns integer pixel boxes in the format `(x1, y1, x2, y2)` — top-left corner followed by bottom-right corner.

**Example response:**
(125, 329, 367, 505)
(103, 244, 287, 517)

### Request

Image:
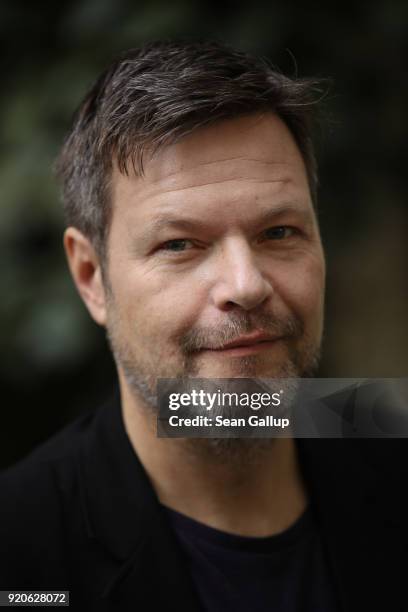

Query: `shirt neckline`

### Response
(162, 503, 314, 554)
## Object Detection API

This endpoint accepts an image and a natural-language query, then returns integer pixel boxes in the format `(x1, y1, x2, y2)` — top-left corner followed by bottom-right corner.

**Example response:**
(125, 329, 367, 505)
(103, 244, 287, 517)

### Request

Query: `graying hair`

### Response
(55, 39, 324, 265)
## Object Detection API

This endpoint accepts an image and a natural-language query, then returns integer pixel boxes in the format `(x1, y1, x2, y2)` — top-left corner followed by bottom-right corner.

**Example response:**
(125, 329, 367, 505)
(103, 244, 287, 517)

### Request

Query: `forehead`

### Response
(110, 113, 313, 229)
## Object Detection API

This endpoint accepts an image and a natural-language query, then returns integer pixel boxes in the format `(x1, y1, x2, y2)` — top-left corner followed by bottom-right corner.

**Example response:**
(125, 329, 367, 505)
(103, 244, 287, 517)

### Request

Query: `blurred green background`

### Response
(1, 0, 407, 467)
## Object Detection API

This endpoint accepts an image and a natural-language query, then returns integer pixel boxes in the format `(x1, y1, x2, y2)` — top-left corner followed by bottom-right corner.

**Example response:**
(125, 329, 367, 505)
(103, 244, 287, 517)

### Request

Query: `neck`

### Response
(120, 378, 308, 537)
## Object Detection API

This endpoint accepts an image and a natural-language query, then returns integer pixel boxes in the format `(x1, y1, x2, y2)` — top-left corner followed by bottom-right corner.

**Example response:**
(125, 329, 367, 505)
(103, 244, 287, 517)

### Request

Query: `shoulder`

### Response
(298, 436, 408, 475)
(298, 379, 408, 481)
(0, 407, 95, 500)
(0, 407, 100, 587)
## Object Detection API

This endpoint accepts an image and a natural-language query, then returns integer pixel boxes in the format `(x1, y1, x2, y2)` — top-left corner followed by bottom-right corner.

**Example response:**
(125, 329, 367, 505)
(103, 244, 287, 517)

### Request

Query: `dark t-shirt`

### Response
(163, 504, 339, 612)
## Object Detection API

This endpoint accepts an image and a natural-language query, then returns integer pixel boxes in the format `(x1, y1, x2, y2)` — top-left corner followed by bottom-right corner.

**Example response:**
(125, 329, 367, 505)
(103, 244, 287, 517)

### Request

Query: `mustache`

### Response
(179, 311, 303, 353)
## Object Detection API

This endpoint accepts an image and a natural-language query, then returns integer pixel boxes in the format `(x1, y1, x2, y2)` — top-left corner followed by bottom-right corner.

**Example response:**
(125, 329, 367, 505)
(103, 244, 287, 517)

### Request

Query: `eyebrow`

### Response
(141, 202, 314, 240)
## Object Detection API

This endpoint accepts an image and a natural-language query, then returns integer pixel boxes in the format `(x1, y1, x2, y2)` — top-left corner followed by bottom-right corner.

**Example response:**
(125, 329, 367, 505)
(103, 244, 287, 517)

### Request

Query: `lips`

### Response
(208, 332, 281, 351)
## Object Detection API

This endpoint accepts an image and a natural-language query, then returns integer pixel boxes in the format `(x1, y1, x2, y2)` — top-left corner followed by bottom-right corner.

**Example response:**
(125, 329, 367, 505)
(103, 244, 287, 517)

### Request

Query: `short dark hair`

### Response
(55, 40, 323, 264)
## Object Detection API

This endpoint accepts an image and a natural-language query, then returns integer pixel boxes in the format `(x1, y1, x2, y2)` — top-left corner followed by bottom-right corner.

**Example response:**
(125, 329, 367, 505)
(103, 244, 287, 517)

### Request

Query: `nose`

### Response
(210, 237, 273, 312)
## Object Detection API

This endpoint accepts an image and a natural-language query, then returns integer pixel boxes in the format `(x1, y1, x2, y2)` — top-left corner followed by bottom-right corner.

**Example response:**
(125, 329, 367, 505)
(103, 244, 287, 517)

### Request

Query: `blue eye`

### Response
(161, 239, 192, 252)
(264, 226, 294, 240)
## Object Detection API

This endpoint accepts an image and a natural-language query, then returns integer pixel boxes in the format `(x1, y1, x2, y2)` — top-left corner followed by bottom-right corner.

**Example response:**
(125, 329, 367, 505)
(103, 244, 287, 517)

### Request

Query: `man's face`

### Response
(104, 113, 325, 408)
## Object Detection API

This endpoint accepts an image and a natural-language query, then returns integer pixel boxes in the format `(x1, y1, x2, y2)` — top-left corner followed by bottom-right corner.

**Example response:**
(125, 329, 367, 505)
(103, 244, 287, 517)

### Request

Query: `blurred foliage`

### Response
(0, 0, 407, 466)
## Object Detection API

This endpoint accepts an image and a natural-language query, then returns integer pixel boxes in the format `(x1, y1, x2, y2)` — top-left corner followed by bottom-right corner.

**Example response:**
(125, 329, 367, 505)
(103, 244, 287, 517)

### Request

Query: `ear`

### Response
(63, 227, 108, 326)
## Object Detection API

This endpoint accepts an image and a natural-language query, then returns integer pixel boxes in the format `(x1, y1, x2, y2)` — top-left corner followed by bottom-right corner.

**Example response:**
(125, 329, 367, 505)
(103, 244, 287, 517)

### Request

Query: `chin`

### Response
(191, 356, 297, 379)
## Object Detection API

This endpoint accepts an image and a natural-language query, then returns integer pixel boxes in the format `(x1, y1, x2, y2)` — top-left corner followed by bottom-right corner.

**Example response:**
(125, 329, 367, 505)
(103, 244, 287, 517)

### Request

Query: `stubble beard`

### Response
(105, 295, 322, 467)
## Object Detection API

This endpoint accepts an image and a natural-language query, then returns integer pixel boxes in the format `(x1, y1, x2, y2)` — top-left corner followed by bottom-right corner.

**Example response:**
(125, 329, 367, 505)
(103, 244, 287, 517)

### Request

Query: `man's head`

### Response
(57, 40, 326, 411)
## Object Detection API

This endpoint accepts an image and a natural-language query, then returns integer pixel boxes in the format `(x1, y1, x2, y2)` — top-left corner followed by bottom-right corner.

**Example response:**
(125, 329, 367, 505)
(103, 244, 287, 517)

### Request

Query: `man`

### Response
(0, 40, 406, 611)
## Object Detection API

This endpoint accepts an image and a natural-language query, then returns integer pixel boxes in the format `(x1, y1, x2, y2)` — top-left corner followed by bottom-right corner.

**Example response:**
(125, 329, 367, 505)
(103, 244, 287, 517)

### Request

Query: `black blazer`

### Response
(0, 389, 407, 611)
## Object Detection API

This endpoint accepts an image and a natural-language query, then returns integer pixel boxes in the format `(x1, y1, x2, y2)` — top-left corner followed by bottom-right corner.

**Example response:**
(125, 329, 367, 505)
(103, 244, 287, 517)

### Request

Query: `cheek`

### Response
(273, 256, 325, 325)
(114, 268, 206, 339)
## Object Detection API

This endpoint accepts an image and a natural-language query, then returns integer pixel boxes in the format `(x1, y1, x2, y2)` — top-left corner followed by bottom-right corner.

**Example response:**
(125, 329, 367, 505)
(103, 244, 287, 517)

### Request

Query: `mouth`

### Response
(199, 332, 285, 357)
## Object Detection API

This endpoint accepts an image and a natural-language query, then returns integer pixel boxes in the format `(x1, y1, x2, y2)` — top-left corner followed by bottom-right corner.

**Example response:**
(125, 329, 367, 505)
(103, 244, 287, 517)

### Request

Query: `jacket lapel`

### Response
(100, 508, 202, 611)
(78, 391, 202, 611)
